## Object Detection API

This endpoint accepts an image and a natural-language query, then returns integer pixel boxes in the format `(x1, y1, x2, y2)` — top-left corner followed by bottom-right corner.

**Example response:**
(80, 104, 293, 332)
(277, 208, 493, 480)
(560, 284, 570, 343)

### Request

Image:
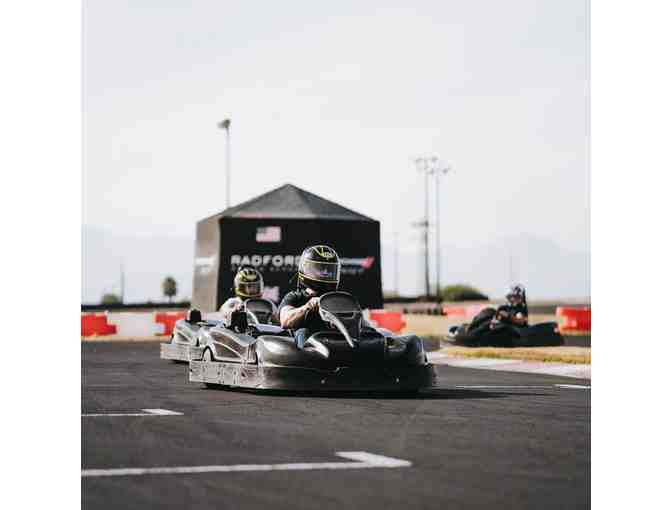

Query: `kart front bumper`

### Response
(189, 360, 436, 391)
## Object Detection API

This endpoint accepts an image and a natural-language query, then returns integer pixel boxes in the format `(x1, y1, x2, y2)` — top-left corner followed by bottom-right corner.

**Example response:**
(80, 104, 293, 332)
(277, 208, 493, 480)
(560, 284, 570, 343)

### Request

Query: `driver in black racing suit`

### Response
(494, 284, 528, 327)
(467, 283, 529, 336)
(279, 245, 341, 349)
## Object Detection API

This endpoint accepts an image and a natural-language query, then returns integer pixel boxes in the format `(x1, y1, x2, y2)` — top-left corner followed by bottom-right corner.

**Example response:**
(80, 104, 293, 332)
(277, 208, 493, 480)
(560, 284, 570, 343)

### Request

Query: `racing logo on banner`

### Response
(340, 257, 375, 270)
(230, 254, 375, 275)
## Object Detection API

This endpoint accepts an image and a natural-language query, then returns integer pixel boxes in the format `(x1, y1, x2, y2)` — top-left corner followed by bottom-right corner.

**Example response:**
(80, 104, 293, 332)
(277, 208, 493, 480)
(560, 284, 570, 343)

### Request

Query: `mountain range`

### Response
(82, 225, 589, 304)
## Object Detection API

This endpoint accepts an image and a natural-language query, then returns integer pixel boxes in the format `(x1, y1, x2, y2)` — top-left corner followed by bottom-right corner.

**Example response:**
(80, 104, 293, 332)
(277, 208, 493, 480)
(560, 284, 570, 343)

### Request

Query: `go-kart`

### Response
(159, 298, 276, 362)
(447, 315, 564, 348)
(189, 291, 436, 392)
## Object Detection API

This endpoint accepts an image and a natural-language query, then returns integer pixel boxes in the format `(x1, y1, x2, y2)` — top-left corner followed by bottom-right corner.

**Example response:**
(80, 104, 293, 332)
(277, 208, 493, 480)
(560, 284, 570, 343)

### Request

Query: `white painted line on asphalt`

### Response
(141, 408, 183, 415)
(82, 451, 411, 478)
(82, 408, 183, 417)
(454, 384, 591, 390)
(555, 384, 591, 390)
(428, 353, 591, 379)
(454, 385, 550, 389)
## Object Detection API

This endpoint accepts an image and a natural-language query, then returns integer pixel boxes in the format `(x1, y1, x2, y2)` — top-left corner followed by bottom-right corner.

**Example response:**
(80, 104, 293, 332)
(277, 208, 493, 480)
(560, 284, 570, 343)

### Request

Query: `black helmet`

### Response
(506, 283, 526, 304)
(233, 266, 264, 298)
(297, 245, 341, 295)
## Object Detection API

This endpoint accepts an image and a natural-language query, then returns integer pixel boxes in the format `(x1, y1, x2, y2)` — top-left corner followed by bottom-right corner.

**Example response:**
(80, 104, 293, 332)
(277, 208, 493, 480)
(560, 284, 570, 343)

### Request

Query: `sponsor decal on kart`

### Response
(230, 254, 375, 275)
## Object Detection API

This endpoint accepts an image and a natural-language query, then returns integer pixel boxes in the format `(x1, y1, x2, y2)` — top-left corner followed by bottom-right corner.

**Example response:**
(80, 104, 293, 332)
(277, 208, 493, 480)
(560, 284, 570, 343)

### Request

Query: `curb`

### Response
(81, 336, 169, 342)
(428, 352, 591, 380)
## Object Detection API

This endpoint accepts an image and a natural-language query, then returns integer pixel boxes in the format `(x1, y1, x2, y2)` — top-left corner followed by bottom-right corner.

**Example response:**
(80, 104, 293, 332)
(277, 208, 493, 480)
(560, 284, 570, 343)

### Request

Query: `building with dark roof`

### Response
(192, 184, 383, 310)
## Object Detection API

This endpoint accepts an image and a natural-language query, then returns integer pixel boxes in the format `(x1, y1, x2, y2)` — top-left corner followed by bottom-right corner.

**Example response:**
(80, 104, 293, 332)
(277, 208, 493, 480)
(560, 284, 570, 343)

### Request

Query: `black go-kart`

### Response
(188, 291, 436, 392)
(447, 312, 564, 348)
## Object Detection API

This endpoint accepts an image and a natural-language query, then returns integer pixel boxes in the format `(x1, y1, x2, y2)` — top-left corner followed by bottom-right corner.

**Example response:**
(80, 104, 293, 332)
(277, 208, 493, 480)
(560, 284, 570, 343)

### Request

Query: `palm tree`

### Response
(162, 276, 177, 303)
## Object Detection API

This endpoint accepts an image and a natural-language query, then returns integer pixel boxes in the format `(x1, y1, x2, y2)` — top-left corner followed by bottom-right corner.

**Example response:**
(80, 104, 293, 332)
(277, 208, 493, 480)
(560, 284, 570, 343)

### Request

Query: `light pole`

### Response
(415, 157, 433, 299)
(394, 231, 399, 297)
(218, 118, 231, 208)
(119, 261, 125, 304)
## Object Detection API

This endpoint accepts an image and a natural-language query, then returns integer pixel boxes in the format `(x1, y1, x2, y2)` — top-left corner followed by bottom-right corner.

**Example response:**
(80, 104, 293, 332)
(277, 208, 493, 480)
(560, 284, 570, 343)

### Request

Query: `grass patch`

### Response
(440, 346, 591, 365)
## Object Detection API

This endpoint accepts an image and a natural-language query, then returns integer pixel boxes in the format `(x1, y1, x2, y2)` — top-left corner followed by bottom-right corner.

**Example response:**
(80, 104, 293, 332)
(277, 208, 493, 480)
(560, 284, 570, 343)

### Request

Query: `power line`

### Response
(414, 157, 433, 298)
(414, 156, 452, 301)
(394, 231, 399, 296)
(432, 163, 451, 302)
(120, 260, 125, 304)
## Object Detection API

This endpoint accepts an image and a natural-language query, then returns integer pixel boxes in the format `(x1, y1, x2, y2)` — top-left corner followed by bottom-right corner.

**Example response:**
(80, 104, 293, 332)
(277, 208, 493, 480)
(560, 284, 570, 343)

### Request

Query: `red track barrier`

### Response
(369, 310, 406, 333)
(442, 306, 467, 317)
(556, 307, 591, 332)
(155, 312, 187, 335)
(81, 313, 117, 336)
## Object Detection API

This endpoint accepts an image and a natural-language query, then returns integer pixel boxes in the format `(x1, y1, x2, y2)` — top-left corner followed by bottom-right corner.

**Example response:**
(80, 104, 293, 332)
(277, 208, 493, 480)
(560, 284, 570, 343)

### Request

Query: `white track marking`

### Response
(82, 451, 411, 478)
(428, 353, 591, 379)
(453, 385, 591, 390)
(141, 408, 183, 415)
(454, 385, 550, 390)
(82, 408, 183, 417)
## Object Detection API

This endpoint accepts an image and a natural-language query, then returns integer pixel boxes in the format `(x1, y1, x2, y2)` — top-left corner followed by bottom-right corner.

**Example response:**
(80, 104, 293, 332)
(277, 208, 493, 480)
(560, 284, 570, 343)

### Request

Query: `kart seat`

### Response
(230, 309, 248, 333)
(186, 308, 202, 324)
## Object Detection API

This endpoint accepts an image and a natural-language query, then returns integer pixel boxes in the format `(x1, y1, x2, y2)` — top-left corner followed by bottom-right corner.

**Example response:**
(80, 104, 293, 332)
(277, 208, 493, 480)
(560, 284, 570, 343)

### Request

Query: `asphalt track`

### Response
(82, 342, 590, 509)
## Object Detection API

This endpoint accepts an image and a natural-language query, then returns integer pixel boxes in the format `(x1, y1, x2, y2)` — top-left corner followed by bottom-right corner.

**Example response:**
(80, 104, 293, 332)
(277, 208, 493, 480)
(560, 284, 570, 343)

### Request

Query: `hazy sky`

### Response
(83, 0, 589, 279)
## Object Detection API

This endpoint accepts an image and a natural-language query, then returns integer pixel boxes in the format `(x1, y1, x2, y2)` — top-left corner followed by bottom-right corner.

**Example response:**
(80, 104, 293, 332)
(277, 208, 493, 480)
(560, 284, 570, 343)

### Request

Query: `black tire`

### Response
(201, 348, 218, 389)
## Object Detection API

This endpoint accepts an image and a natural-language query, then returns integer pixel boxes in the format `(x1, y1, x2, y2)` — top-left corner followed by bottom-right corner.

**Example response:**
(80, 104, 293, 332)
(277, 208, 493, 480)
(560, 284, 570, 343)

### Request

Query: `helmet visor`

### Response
(237, 281, 262, 297)
(300, 259, 340, 283)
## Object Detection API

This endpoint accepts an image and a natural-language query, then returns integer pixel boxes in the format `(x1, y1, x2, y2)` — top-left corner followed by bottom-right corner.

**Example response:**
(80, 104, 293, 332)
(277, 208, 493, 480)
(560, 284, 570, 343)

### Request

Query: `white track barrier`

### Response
(106, 312, 164, 337)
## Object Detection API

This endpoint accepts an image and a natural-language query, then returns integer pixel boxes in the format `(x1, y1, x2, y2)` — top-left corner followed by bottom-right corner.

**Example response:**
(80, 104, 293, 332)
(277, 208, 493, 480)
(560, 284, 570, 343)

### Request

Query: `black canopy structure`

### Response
(192, 184, 383, 311)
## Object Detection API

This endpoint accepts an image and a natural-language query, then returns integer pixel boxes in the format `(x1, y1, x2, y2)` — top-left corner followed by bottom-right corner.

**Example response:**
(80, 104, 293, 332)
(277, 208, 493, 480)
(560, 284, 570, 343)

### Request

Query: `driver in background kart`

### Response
(279, 245, 340, 349)
(494, 284, 529, 327)
(466, 283, 529, 335)
(219, 266, 270, 327)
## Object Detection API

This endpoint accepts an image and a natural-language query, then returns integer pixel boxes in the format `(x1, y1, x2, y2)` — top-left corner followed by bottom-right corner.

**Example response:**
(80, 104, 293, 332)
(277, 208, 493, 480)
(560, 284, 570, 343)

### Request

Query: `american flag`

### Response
(256, 226, 281, 243)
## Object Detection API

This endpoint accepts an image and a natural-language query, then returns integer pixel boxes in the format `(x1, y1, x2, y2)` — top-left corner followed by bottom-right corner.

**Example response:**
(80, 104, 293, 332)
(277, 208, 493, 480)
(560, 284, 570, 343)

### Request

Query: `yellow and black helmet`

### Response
(233, 266, 264, 298)
(298, 245, 341, 295)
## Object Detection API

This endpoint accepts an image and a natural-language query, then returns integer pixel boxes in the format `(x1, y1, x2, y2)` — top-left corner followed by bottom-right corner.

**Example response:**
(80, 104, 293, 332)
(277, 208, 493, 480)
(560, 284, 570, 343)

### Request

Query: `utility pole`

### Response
(218, 118, 231, 208)
(433, 163, 451, 302)
(394, 231, 399, 296)
(415, 157, 433, 299)
(120, 261, 125, 304)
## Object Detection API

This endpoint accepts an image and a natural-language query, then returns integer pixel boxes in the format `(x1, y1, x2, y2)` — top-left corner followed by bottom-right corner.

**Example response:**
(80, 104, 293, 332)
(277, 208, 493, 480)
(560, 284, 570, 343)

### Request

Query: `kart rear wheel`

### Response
(201, 348, 218, 389)
(169, 334, 182, 363)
